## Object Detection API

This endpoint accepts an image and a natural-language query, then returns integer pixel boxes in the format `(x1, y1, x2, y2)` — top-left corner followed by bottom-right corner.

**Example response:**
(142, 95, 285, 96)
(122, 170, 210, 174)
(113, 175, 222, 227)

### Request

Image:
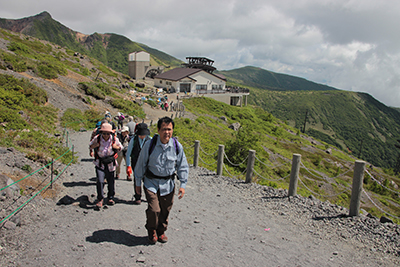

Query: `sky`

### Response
(1, 0, 400, 107)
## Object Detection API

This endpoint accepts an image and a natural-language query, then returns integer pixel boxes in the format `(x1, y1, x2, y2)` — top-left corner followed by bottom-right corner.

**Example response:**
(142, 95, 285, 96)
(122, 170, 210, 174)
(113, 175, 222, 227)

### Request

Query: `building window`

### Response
(196, 84, 207, 90)
(160, 80, 162, 84)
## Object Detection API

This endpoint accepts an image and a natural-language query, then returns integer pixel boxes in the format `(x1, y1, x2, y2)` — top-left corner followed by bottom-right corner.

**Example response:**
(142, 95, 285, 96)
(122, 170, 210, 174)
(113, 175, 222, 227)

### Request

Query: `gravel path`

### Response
(1, 130, 399, 266)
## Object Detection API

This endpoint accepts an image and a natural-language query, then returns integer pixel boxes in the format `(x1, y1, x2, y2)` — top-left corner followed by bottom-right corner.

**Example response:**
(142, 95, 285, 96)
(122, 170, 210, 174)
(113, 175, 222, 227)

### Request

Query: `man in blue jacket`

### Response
(134, 117, 189, 244)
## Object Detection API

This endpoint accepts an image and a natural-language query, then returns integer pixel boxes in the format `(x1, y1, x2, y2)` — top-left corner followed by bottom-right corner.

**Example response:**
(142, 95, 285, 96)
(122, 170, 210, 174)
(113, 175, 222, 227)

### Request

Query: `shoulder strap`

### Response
(148, 134, 158, 156)
(148, 134, 179, 156)
(173, 137, 179, 155)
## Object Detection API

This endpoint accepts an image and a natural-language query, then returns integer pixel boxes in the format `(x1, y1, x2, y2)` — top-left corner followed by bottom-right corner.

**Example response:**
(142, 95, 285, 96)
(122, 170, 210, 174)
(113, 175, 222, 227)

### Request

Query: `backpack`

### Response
(145, 134, 180, 180)
(94, 133, 119, 167)
(148, 134, 179, 156)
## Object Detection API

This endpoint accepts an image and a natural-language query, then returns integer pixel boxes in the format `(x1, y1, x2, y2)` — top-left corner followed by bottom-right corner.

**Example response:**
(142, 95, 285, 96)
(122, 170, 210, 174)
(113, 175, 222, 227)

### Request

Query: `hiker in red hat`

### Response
(89, 123, 122, 209)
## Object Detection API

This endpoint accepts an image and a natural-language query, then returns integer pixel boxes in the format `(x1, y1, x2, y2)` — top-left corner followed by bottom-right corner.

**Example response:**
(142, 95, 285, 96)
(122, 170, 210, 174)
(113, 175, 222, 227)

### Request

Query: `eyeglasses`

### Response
(102, 132, 111, 136)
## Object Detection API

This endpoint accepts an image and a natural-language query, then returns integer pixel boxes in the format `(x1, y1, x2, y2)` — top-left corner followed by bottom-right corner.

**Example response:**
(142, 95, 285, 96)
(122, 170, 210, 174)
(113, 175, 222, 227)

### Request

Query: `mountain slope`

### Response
(247, 88, 400, 168)
(0, 11, 183, 74)
(218, 66, 338, 91)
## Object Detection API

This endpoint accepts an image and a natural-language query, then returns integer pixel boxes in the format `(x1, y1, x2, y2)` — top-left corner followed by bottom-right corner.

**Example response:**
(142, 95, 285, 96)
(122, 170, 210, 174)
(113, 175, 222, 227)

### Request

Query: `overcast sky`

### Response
(1, 0, 400, 107)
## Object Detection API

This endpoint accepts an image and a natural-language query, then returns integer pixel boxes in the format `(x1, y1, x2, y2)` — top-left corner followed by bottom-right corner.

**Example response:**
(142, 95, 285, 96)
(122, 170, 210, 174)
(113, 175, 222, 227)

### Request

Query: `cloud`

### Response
(1, 0, 400, 107)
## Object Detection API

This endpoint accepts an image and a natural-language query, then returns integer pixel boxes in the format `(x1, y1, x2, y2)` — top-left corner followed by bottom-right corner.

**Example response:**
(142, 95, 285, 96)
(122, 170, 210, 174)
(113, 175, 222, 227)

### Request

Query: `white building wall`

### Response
(128, 51, 150, 62)
(191, 72, 225, 90)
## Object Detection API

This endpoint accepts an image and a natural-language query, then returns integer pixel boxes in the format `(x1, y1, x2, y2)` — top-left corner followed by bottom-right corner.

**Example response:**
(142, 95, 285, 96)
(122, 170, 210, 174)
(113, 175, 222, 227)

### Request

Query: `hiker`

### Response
(105, 116, 117, 130)
(134, 117, 189, 244)
(89, 119, 107, 157)
(126, 123, 151, 204)
(164, 101, 169, 112)
(115, 112, 125, 130)
(126, 116, 136, 138)
(116, 126, 130, 180)
(89, 123, 122, 209)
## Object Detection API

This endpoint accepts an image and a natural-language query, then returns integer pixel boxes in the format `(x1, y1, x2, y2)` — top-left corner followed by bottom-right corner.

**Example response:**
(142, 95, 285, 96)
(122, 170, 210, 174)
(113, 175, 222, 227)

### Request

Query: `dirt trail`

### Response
(1, 130, 399, 266)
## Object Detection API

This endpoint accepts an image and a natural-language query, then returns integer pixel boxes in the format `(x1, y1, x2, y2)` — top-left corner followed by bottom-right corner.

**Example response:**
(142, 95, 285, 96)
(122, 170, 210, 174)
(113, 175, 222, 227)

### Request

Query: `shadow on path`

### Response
(312, 214, 347, 221)
(63, 180, 96, 187)
(86, 229, 149, 246)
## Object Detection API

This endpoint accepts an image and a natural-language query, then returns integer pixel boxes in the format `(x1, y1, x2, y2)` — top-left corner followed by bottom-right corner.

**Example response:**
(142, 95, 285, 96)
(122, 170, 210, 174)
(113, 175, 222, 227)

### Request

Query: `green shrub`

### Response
(21, 164, 32, 173)
(110, 97, 145, 118)
(78, 82, 105, 100)
(36, 61, 67, 79)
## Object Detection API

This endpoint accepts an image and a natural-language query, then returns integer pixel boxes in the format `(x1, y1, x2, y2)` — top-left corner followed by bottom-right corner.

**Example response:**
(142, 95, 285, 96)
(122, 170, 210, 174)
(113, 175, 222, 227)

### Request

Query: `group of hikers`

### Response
(88, 111, 189, 244)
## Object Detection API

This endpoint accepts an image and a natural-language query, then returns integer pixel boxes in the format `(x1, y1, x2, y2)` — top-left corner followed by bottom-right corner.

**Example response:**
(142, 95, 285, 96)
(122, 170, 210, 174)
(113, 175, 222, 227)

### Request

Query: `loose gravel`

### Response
(1, 130, 399, 266)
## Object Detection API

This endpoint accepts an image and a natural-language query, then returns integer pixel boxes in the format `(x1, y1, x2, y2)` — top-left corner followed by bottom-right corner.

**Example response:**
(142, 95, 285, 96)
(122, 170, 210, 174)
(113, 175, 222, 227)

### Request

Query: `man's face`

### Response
(158, 122, 173, 144)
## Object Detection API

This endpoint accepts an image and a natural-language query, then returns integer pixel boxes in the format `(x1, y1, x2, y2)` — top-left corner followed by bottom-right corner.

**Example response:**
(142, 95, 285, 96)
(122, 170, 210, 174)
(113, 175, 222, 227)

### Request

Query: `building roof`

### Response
(155, 68, 226, 81)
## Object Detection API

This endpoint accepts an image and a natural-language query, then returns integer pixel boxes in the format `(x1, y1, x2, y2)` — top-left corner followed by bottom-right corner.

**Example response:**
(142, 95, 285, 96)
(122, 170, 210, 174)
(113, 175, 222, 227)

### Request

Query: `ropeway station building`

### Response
(128, 52, 249, 107)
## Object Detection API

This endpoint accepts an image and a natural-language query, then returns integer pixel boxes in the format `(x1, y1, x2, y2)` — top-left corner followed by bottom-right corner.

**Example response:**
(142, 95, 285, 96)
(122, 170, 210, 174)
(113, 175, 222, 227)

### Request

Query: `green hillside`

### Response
(218, 66, 338, 91)
(0, 11, 183, 74)
(246, 87, 400, 169)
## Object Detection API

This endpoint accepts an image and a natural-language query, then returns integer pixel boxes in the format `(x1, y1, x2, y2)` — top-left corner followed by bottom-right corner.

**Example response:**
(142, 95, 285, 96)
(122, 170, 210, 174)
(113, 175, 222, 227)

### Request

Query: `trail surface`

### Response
(1, 130, 399, 266)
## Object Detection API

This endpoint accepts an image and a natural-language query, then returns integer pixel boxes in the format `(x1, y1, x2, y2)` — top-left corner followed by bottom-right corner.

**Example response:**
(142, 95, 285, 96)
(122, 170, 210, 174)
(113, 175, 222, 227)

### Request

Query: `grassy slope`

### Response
(220, 67, 400, 169)
(177, 97, 400, 222)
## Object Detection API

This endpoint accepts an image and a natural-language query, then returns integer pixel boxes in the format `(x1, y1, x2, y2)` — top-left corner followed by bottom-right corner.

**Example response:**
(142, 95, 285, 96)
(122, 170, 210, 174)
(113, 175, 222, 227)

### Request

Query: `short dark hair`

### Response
(157, 116, 174, 130)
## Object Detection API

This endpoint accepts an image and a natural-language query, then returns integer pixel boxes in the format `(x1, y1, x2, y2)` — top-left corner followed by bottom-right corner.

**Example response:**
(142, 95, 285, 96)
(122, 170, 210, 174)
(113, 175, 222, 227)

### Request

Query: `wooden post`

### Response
(50, 158, 54, 189)
(349, 160, 366, 216)
(193, 140, 200, 168)
(217, 145, 224, 176)
(288, 154, 301, 196)
(245, 150, 256, 183)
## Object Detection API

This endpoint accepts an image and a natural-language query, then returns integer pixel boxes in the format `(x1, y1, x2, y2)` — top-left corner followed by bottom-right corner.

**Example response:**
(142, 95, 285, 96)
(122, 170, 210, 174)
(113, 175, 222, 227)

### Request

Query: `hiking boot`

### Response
(148, 230, 157, 244)
(95, 199, 103, 209)
(115, 174, 119, 179)
(127, 176, 132, 181)
(158, 233, 168, 243)
(133, 199, 141, 205)
(107, 199, 115, 205)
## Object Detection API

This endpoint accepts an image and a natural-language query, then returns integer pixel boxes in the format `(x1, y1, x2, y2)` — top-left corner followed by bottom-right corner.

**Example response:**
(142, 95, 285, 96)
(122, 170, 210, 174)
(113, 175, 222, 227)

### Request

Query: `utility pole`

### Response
(302, 110, 308, 134)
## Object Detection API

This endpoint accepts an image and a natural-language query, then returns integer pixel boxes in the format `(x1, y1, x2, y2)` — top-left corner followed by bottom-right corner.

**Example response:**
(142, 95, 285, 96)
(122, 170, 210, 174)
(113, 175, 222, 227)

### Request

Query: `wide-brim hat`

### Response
(135, 123, 150, 136)
(100, 123, 113, 133)
(121, 126, 129, 133)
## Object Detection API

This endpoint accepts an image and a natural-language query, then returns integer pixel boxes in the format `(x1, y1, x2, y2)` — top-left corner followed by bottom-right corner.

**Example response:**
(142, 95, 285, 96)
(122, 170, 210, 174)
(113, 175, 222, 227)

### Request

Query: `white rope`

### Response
(198, 155, 217, 166)
(298, 175, 350, 197)
(199, 145, 217, 156)
(252, 168, 289, 182)
(223, 164, 247, 179)
(362, 188, 400, 220)
(182, 143, 195, 150)
(300, 162, 353, 181)
(223, 152, 248, 167)
(365, 170, 400, 195)
(254, 155, 289, 169)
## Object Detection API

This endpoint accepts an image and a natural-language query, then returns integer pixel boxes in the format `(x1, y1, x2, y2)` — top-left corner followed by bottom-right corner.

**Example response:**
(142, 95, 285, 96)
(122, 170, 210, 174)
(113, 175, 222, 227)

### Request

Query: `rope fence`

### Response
(0, 125, 77, 226)
(191, 141, 400, 221)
